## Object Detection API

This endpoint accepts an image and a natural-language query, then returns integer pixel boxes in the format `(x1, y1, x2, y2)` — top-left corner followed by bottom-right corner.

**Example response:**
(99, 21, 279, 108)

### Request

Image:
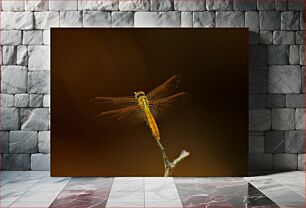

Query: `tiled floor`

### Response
(1, 171, 305, 208)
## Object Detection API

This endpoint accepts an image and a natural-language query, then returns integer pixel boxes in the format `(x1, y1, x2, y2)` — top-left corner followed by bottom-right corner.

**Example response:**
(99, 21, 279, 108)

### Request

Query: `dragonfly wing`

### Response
(147, 75, 182, 100)
(90, 96, 137, 108)
(97, 105, 145, 125)
(150, 92, 190, 120)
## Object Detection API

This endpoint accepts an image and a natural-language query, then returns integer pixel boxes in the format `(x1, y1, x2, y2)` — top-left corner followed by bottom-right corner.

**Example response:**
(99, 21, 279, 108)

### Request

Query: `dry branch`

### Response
(155, 139, 190, 177)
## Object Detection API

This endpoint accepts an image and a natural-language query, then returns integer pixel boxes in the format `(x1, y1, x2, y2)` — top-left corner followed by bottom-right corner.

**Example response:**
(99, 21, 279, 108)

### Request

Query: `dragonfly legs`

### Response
(155, 138, 190, 177)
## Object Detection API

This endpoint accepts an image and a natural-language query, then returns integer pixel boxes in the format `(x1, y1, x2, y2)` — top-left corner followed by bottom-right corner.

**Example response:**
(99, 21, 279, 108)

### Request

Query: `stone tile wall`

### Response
(0, 0, 304, 171)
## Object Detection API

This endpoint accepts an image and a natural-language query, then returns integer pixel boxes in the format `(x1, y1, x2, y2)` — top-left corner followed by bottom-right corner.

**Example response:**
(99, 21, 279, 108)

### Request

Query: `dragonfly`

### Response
(91, 75, 189, 141)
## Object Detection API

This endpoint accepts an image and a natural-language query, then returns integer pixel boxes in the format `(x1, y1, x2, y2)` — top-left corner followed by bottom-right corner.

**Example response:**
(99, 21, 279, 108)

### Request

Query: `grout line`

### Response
(143, 177, 145, 207)
(5, 172, 49, 207)
(269, 175, 305, 198)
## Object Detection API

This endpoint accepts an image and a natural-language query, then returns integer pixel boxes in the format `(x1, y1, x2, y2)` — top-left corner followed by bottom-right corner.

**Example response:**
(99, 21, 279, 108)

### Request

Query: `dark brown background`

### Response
(51, 28, 248, 176)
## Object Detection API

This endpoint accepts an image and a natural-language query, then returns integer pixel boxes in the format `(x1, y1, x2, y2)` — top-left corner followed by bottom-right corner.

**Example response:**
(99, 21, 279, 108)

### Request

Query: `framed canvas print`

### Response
(51, 28, 248, 176)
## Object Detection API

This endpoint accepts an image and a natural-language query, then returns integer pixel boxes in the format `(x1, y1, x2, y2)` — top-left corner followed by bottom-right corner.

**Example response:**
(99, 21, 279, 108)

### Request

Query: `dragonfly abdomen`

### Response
(138, 96, 160, 140)
(145, 109, 160, 140)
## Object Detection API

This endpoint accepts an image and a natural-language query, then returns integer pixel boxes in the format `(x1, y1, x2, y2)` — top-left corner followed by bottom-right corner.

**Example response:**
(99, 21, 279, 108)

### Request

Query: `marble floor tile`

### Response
(9, 201, 53, 208)
(12, 191, 61, 203)
(14, 171, 48, 180)
(145, 189, 182, 208)
(268, 171, 305, 198)
(174, 177, 213, 184)
(0, 171, 304, 208)
(1, 182, 35, 194)
(0, 194, 21, 208)
(1, 171, 24, 179)
(28, 180, 69, 192)
(50, 190, 109, 208)
(245, 176, 305, 208)
(145, 177, 177, 192)
(175, 179, 233, 208)
(111, 177, 144, 192)
(106, 191, 144, 207)
(51, 178, 113, 208)
(145, 178, 182, 208)
(1, 171, 24, 186)
(65, 177, 113, 191)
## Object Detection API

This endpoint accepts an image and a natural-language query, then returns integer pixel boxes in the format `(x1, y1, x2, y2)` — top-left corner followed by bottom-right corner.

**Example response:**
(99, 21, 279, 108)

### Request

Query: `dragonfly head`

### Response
(134, 91, 145, 99)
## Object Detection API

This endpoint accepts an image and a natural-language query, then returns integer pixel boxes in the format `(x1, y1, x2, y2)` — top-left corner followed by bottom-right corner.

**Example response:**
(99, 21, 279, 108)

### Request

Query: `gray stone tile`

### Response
(21, 108, 49, 131)
(249, 94, 266, 109)
(267, 45, 289, 64)
(23, 30, 43, 45)
(273, 31, 295, 45)
(31, 153, 50, 171)
(29, 94, 44, 107)
(249, 136, 264, 153)
(206, 0, 233, 10)
(28, 46, 49, 71)
(38, 131, 50, 153)
(151, 0, 173, 11)
(174, 0, 205, 11)
(299, 45, 304, 65)
(281, 11, 300, 30)
(216, 11, 244, 27)
(249, 71, 267, 93)
(2, 46, 17, 65)
(268, 65, 301, 93)
(298, 154, 305, 170)
(259, 31, 272, 44)
(0, 131, 9, 153)
(245, 11, 258, 32)
(15, 94, 29, 107)
(289, 45, 300, 65)
(275, 0, 287, 11)
(249, 45, 267, 69)
(60, 11, 82, 27)
(249, 109, 271, 131)
(83, 11, 112, 27)
(28, 71, 50, 94)
(233, 0, 256, 10)
(181, 12, 192, 27)
(17, 45, 28, 66)
(1, 12, 15, 29)
(300, 11, 304, 30)
(1, 30, 22, 45)
(266, 94, 285, 108)
(257, 0, 274, 10)
(259, 11, 281, 30)
(134, 12, 180, 27)
(0, 108, 20, 130)
(272, 108, 295, 130)
(0, 94, 14, 107)
(50, 0, 77, 11)
(286, 94, 304, 107)
(34, 12, 59, 29)
(10, 131, 38, 153)
(1, 66, 27, 94)
(288, 0, 304, 10)
(3, 154, 31, 170)
(295, 108, 305, 130)
(285, 130, 304, 153)
(295, 31, 304, 44)
(249, 153, 273, 170)
(112, 12, 134, 27)
(78, 0, 118, 11)
(274, 153, 298, 170)
(193, 12, 215, 27)
(119, 0, 150, 11)
(265, 131, 285, 153)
